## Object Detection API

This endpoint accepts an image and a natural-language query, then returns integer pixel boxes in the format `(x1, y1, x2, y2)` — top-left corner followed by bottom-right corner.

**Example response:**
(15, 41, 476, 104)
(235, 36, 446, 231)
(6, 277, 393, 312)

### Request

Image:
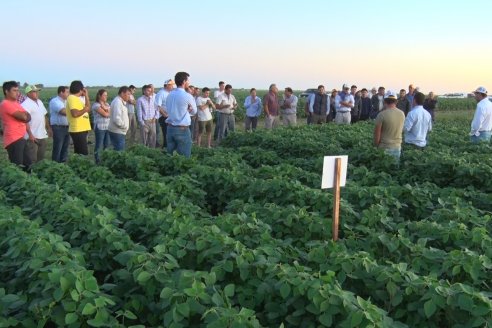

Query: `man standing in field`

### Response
(373, 91, 405, 162)
(155, 79, 175, 147)
(165, 72, 197, 157)
(195, 87, 215, 148)
(49, 86, 70, 163)
(244, 88, 262, 131)
(397, 89, 411, 116)
(215, 84, 237, 142)
(21, 85, 51, 165)
(308, 85, 329, 124)
(280, 87, 298, 127)
(370, 86, 385, 119)
(403, 92, 432, 149)
(359, 88, 372, 121)
(213, 81, 225, 140)
(351, 85, 362, 123)
(137, 85, 159, 148)
(335, 84, 354, 125)
(263, 84, 280, 129)
(127, 85, 138, 145)
(469, 86, 492, 143)
(0, 81, 31, 168)
(108, 86, 131, 151)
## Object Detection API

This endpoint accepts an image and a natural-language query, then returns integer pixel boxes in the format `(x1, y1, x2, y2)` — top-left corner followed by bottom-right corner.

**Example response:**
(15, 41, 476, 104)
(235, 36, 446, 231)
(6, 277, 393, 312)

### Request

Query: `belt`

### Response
(167, 124, 188, 129)
(51, 125, 68, 127)
(479, 130, 491, 133)
(337, 111, 350, 113)
(144, 119, 156, 123)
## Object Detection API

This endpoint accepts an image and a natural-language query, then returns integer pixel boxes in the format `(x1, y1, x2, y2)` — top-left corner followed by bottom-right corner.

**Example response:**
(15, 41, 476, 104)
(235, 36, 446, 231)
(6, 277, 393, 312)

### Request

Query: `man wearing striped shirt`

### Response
(137, 84, 159, 147)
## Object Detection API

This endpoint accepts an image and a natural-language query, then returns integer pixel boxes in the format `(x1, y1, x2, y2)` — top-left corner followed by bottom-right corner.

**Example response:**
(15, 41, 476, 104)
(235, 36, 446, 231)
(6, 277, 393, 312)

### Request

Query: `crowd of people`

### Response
(0, 73, 490, 169)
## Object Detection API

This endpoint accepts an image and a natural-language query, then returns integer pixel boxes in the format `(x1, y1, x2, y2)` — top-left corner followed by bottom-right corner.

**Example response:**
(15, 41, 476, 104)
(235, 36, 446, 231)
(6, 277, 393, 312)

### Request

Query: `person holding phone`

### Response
(67, 80, 91, 155)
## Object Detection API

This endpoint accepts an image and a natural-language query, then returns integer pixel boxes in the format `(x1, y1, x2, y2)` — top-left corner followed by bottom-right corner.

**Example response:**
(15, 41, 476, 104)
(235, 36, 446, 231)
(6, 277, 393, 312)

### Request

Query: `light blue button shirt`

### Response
(244, 95, 262, 117)
(165, 88, 197, 126)
(404, 105, 432, 147)
(49, 96, 69, 126)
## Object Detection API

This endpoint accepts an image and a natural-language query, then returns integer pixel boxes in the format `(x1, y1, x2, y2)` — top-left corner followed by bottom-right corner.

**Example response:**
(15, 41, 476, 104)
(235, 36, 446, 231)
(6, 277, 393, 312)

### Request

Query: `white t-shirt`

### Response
(214, 90, 224, 103)
(21, 97, 48, 139)
(196, 96, 213, 121)
(216, 93, 237, 114)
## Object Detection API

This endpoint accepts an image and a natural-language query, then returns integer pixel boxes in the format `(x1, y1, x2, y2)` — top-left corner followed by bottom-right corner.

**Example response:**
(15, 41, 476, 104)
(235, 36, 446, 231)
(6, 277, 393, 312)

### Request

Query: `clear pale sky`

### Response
(1, 0, 491, 94)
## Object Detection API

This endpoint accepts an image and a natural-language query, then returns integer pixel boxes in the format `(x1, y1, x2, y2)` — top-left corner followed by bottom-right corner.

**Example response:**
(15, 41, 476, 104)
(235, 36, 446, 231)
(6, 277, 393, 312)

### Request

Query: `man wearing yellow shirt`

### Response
(67, 80, 91, 155)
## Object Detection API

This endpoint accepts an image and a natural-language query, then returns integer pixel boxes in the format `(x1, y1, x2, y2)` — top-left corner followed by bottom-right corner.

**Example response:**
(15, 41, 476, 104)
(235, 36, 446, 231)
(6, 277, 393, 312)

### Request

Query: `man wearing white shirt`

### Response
(215, 84, 237, 143)
(196, 87, 216, 148)
(280, 87, 298, 126)
(213, 81, 225, 140)
(470, 86, 492, 143)
(404, 92, 432, 149)
(335, 84, 354, 125)
(108, 86, 131, 151)
(21, 85, 51, 165)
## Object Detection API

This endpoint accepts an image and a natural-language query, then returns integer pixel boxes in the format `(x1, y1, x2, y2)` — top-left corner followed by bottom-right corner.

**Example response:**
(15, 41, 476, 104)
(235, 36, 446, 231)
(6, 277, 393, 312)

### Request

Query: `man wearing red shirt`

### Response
(0, 81, 31, 167)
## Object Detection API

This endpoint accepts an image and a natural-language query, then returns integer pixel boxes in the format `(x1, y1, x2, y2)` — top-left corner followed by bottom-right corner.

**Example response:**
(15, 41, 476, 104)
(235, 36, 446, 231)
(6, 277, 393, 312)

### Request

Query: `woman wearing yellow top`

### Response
(67, 81, 91, 155)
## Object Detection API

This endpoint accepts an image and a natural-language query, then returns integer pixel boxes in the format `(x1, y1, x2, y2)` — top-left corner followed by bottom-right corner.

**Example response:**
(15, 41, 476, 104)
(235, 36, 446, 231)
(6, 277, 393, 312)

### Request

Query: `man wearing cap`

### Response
(138, 84, 159, 148)
(403, 92, 432, 149)
(165, 72, 197, 157)
(373, 91, 405, 162)
(0, 81, 31, 168)
(470, 86, 492, 143)
(155, 79, 175, 147)
(335, 84, 354, 125)
(21, 85, 51, 165)
(49, 86, 70, 163)
(216, 84, 237, 141)
(263, 84, 280, 129)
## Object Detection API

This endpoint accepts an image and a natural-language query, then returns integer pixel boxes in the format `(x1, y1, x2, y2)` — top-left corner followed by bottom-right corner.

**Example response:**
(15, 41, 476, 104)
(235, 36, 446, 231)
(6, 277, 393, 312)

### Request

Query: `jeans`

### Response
(167, 126, 192, 158)
(70, 131, 89, 155)
(51, 125, 70, 163)
(94, 127, 110, 163)
(109, 131, 126, 151)
(384, 148, 401, 163)
(213, 111, 222, 140)
(471, 131, 492, 143)
(6, 138, 26, 167)
(190, 116, 197, 141)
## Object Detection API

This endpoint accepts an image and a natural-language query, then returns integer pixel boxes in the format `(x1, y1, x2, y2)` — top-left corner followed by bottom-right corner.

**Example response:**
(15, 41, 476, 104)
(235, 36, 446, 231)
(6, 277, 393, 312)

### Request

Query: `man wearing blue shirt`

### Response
(243, 88, 262, 131)
(404, 92, 432, 149)
(165, 72, 197, 157)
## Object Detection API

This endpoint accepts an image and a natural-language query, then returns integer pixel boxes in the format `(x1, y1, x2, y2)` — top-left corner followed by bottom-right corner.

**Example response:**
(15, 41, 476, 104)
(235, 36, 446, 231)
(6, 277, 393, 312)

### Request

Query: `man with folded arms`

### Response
(49, 86, 70, 163)
(21, 84, 51, 165)
(335, 84, 354, 125)
(469, 86, 492, 143)
(215, 84, 237, 142)
(403, 92, 432, 149)
(280, 87, 298, 126)
(137, 84, 159, 147)
(0, 81, 31, 167)
(165, 72, 197, 157)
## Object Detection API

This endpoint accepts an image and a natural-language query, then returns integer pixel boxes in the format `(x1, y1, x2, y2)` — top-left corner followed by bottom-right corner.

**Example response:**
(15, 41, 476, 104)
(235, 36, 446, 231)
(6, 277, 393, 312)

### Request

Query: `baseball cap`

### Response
(473, 86, 488, 95)
(25, 85, 41, 93)
(342, 83, 350, 89)
(384, 90, 398, 100)
(164, 79, 175, 86)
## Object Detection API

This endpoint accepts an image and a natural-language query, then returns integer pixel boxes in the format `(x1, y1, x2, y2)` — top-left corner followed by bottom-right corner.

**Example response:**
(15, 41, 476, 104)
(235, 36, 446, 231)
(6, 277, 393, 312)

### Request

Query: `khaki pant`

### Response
(24, 138, 47, 166)
(311, 114, 327, 124)
(282, 113, 297, 126)
(265, 115, 280, 129)
(141, 120, 156, 147)
(335, 112, 351, 125)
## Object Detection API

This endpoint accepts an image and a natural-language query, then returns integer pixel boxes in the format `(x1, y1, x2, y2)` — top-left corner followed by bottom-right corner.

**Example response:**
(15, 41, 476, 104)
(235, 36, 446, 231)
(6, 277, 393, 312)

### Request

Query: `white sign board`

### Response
(321, 156, 348, 189)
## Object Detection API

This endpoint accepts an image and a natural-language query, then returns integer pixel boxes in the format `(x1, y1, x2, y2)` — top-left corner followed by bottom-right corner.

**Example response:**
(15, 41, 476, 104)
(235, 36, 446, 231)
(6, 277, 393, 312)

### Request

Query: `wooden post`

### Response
(332, 158, 341, 241)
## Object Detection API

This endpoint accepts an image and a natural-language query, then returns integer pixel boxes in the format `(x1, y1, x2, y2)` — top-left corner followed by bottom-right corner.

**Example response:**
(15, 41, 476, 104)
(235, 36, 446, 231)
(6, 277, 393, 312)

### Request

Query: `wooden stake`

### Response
(332, 158, 341, 241)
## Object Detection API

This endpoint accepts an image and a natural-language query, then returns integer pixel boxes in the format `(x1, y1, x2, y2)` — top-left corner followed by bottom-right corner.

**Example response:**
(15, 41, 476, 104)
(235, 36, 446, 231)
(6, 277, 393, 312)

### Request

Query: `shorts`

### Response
(198, 120, 212, 134)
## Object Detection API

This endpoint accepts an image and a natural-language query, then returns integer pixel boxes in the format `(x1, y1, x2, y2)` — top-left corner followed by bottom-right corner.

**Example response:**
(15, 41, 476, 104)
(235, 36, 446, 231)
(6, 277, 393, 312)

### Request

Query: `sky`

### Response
(1, 0, 491, 94)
